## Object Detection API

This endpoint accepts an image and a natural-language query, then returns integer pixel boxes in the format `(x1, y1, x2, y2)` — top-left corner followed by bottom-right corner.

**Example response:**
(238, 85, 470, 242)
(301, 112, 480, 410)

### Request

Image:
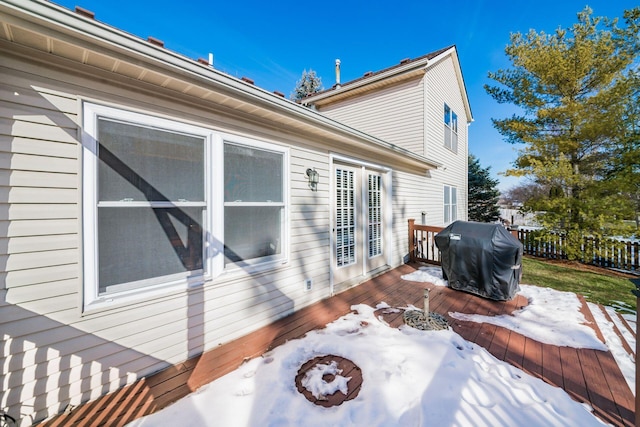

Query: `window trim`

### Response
(82, 102, 289, 310)
(443, 184, 458, 224)
(443, 103, 458, 153)
(220, 134, 290, 272)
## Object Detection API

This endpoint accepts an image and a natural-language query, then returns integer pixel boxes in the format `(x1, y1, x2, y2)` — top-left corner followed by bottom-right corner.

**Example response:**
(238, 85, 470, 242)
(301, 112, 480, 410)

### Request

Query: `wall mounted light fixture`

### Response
(306, 168, 319, 192)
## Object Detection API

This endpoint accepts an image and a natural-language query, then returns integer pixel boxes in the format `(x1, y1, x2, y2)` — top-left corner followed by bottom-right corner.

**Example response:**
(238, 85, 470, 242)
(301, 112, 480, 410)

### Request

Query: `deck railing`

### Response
(408, 219, 443, 265)
(408, 219, 639, 273)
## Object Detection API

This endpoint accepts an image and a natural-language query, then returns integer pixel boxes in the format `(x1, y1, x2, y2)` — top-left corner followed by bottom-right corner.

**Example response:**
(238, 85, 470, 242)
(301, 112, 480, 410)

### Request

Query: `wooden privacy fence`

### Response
(517, 228, 640, 273)
(408, 219, 639, 273)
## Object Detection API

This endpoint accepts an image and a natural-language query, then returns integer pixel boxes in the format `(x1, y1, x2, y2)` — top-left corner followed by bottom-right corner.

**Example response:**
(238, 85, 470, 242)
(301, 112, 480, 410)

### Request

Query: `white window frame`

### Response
(221, 134, 289, 272)
(444, 103, 458, 153)
(82, 102, 288, 310)
(444, 185, 458, 224)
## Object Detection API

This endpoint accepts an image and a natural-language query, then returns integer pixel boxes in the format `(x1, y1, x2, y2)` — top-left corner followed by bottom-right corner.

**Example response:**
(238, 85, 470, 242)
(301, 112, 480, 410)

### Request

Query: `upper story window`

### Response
(82, 103, 288, 309)
(444, 103, 458, 153)
(444, 185, 457, 224)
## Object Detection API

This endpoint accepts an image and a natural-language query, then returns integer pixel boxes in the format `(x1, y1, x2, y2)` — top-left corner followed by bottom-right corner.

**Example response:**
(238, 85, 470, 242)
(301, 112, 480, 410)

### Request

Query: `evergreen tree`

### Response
(603, 70, 640, 229)
(485, 7, 639, 258)
(291, 69, 323, 101)
(468, 155, 501, 223)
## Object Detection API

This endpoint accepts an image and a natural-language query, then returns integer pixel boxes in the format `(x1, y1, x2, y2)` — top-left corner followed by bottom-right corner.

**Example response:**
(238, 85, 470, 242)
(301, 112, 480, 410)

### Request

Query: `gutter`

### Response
(0, 0, 441, 170)
(302, 60, 430, 105)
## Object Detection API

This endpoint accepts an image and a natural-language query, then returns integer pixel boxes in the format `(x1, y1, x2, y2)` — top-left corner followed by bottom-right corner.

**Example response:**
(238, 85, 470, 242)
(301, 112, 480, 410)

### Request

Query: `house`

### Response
(303, 46, 473, 232)
(0, 0, 471, 425)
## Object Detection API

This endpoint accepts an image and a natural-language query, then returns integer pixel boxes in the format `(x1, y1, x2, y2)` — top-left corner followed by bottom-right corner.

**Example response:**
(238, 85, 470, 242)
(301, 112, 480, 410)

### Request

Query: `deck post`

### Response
(424, 288, 429, 314)
(631, 278, 640, 427)
(408, 219, 415, 262)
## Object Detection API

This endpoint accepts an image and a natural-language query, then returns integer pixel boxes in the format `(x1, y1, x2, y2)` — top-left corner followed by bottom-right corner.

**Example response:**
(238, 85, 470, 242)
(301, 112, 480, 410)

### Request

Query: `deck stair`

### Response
(577, 294, 606, 344)
(594, 304, 636, 358)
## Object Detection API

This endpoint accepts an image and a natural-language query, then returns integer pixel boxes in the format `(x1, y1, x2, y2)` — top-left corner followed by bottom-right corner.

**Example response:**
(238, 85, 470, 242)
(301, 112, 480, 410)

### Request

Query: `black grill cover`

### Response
(434, 221, 523, 301)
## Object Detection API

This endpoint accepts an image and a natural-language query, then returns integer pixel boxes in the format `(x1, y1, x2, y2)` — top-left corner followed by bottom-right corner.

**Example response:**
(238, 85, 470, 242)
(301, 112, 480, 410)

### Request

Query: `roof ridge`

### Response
(303, 45, 455, 100)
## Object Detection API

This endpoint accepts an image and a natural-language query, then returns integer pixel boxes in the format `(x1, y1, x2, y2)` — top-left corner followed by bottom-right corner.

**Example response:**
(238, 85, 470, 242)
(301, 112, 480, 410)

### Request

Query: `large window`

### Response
(223, 142, 284, 266)
(444, 185, 457, 224)
(444, 103, 458, 153)
(83, 103, 288, 308)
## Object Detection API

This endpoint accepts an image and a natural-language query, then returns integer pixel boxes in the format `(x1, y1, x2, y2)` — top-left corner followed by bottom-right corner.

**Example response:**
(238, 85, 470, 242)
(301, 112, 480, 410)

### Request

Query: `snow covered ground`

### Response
(128, 267, 634, 427)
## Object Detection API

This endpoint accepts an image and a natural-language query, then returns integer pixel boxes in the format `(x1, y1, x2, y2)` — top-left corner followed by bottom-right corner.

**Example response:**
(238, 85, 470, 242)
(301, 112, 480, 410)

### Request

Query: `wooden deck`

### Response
(43, 263, 635, 426)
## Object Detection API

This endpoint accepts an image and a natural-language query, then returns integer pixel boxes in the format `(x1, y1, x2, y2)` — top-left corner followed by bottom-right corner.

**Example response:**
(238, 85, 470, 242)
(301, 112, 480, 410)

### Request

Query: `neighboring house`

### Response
(0, 1, 470, 425)
(303, 46, 472, 229)
(497, 197, 540, 227)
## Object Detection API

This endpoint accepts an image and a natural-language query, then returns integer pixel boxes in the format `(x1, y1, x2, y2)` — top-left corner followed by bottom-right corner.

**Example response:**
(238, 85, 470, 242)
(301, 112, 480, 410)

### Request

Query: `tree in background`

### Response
(468, 155, 501, 223)
(485, 7, 639, 258)
(291, 69, 323, 101)
(602, 70, 640, 229)
(503, 182, 549, 209)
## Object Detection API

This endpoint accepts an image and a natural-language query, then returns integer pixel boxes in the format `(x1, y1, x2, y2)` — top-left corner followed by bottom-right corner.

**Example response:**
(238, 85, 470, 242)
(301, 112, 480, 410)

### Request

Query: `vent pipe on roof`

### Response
(335, 59, 341, 88)
(208, 53, 214, 68)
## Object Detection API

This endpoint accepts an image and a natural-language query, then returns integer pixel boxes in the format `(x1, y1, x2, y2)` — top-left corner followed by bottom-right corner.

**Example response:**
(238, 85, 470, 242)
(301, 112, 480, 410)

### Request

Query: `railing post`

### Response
(424, 288, 430, 314)
(408, 219, 415, 262)
(631, 278, 640, 427)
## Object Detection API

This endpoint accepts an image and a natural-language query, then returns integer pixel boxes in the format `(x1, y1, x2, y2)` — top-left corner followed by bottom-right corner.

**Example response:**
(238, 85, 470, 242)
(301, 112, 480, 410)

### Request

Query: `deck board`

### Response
(521, 337, 543, 378)
(559, 346, 590, 402)
(504, 330, 526, 371)
(541, 344, 564, 389)
(41, 262, 634, 426)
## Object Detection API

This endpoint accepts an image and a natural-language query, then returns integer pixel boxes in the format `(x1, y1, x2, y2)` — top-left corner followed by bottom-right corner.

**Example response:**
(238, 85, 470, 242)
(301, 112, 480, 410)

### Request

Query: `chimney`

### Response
(335, 59, 341, 88)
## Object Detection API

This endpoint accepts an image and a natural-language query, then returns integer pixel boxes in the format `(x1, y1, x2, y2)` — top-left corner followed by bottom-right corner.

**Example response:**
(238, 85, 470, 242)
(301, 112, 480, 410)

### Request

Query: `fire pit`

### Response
(295, 355, 362, 407)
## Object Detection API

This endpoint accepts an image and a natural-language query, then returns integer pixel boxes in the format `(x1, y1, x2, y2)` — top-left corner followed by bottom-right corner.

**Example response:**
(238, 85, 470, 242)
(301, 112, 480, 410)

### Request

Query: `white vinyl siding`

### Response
(289, 148, 330, 277)
(0, 29, 456, 427)
(0, 72, 84, 424)
(0, 59, 329, 419)
(0, 74, 80, 292)
(424, 56, 469, 225)
(389, 169, 429, 264)
(319, 78, 425, 155)
(0, 59, 332, 424)
(315, 54, 470, 228)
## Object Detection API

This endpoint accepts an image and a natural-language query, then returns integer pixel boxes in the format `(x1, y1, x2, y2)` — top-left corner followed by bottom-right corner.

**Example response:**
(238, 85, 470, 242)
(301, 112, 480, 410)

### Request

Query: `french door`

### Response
(333, 163, 386, 288)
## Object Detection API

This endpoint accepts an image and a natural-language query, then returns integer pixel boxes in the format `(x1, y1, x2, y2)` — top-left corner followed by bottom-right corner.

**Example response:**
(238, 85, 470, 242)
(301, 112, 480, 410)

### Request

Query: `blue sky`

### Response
(56, 0, 636, 191)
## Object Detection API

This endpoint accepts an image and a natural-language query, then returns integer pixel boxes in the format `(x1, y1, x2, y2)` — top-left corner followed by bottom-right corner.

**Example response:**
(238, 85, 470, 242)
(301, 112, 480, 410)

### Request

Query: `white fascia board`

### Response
(430, 47, 474, 123)
(302, 59, 430, 105)
(0, 0, 441, 170)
